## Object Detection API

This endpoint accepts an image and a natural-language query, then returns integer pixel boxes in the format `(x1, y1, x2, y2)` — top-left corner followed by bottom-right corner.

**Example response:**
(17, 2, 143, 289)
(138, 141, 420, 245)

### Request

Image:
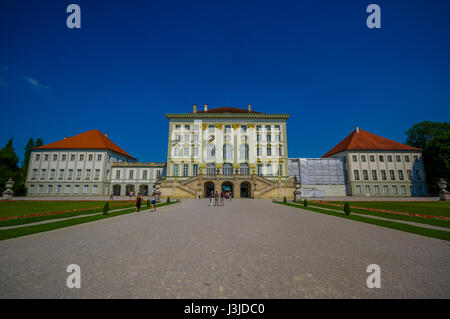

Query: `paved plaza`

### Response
(0, 199, 449, 298)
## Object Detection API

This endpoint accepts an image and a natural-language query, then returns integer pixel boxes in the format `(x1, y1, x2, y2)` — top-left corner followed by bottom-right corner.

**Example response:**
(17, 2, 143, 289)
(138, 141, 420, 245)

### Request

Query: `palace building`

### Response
(24, 105, 428, 198)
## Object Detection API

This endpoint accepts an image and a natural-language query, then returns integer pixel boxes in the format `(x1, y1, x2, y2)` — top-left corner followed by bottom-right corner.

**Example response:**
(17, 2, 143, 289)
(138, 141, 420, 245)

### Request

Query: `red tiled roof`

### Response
(322, 128, 421, 158)
(33, 129, 136, 160)
(197, 107, 261, 113)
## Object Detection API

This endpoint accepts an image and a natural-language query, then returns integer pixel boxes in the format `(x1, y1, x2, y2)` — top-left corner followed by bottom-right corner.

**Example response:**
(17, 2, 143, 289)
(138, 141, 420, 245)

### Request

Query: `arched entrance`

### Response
(221, 181, 233, 194)
(240, 181, 251, 198)
(126, 184, 135, 196)
(204, 181, 215, 197)
(139, 185, 149, 196)
(112, 185, 121, 196)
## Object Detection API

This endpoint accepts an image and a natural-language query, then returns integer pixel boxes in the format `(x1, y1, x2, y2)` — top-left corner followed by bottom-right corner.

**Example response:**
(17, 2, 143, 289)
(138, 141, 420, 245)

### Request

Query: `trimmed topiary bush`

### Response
(166, 197, 171, 203)
(283, 196, 287, 203)
(344, 202, 351, 215)
(303, 198, 308, 207)
(103, 202, 110, 215)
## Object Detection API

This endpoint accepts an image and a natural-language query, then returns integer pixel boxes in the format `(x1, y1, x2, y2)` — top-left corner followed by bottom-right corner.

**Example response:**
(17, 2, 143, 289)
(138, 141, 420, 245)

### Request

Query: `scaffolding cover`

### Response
(288, 158, 345, 185)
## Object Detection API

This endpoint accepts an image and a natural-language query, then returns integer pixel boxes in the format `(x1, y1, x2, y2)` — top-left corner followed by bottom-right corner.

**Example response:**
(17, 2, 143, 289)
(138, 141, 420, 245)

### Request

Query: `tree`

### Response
(22, 138, 34, 168)
(405, 121, 450, 194)
(0, 138, 19, 193)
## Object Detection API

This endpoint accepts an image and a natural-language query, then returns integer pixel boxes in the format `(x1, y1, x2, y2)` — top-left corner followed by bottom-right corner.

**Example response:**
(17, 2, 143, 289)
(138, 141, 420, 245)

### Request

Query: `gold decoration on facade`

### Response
(202, 124, 207, 130)
(233, 124, 240, 130)
(248, 124, 255, 128)
(215, 124, 223, 129)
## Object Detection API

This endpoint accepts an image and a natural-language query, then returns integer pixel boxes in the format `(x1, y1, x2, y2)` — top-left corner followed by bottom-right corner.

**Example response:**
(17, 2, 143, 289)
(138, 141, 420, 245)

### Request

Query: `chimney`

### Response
(193, 104, 197, 113)
(104, 133, 108, 137)
(248, 104, 251, 112)
(64, 137, 68, 139)
(355, 126, 360, 133)
(204, 104, 208, 111)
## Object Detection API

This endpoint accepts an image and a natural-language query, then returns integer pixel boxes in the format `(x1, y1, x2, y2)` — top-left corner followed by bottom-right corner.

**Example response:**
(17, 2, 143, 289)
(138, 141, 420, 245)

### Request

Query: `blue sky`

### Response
(1, 0, 449, 163)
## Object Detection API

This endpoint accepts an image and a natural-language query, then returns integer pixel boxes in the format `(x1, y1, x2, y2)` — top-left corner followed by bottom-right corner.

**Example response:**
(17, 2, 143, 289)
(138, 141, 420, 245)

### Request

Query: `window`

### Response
(396, 155, 401, 162)
(379, 155, 384, 162)
(256, 125, 261, 131)
(401, 185, 407, 195)
(266, 125, 271, 131)
(352, 155, 358, 162)
(363, 170, 369, 181)
(415, 170, 422, 181)
(389, 170, 396, 180)
(407, 170, 412, 180)
(93, 185, 98, 194)
(175, 135, 180, 141)
(223, 144, 233, 160)
(83, 185, 89, 193)
(68, 169, 73, 180)
(35, 154, 40, 161)
(240, 144, 249, 160)
(365, 185, 371, 196)
(77, 169, 82, 180)
(257, 164, 263, 176)
(398, 170, 404, 180)
(62, 154, 66, 161)
(70, 154, 75, 161)
(361, 155, 366, 162)
(356, 185, 362, 195)
(405, 155, 410, 162)
(374, 185, 380, 195)
(370, 155, 375, 162)
(59, 169, 64, 180)
(129, 170, 134, 179)
(354, 170, 360, 180)
(74, 185, 80, 193)
(94, 169, 100, 180)
(387, 155, 393, 162)
(85, 169, 91, 180)
(31, 169, 37, 180)
(56, 185, 62, 193)
(156, 170, 161, 179)
(208, 125, 214, 133)
(257, 147, 261, 156)
(115, 170, 120, 179)
(275, 125, 280, 131)
(38, 185, 43, 193)
(372, 170, 378, 180)
(88, 154, 93, 161)
(241, 126, 247, 133)
(276, 134, 281, 142)
(97, 154, 102, 161)
(194, 134, 199, 142)
(40, 169, 46, 180)
(183, 164, 188, 177)
(240, 163, 249, 175)
(183, 147, 189, 156)
(414, 155, 418, 161)
(381, 170, 387, 180)
(206, 163, 215, 175)
(266, 164, 272, 176)
(193, 147, 199, 156)
(47, 185, 53, 193)
(266, 146, 271, 156)
(173, 147, 180, 156)
(257, 134, 261, 142)
(266, 134, 271, 142)
(392, 186, 398, 195)
(207, 145, 215, 159)
(383, 185, 389, 195)
(175, 124, 180, 130)
(53, 154, 58, 161)
(173, 164, 179, 176)
(185, 125, 190, 130)
(142, 170, 147, 179)
(65, 185, 71, 193)
(193, 164, 198, 176)
(278, 164, 283, 176)
(223, 163, 233, 175)
(79, 154, 84, 161)
(277, 146, 282, 156)
(194, 125, 199, 131)
(184, 134, 190, 142)
(44, 154, 49, 161)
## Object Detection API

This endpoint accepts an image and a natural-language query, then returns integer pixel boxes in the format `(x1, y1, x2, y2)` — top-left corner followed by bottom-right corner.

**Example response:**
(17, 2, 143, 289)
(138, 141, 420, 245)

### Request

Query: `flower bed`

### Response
(311, 201, 450, 221)
(0, 202, 135, 221)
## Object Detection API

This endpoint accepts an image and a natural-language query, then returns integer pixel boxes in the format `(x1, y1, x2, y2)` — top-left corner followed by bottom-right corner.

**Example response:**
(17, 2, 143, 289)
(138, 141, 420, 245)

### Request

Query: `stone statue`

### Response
(438, 178, 449, 201)
(2, 177, 14, 200)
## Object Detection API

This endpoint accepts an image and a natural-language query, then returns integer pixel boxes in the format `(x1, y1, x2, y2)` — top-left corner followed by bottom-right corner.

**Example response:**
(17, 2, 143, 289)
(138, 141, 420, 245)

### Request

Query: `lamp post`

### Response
(438, 178, 449, 201)
(293, 175, 301, 202)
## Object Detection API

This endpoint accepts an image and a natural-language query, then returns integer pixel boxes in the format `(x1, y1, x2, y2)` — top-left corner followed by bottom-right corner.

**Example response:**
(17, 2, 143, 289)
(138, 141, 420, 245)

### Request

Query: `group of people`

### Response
(208, 190, 233, 206)
(109, 191, 158, 212)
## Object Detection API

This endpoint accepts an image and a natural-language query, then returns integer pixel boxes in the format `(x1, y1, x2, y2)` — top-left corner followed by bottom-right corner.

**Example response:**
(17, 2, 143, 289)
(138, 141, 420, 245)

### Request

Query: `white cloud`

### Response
(24, 76, 50, 93)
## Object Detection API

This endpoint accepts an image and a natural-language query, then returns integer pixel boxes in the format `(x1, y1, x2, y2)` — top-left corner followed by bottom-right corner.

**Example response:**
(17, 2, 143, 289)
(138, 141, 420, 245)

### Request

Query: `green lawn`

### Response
(0, 200, 135, 218)
(326, 201, 450, 217)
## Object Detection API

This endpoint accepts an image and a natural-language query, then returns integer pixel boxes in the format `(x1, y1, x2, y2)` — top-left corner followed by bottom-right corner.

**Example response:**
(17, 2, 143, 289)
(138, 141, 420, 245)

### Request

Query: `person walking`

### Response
(220, 191, 224, 206)
(151, 192, 157, 212)
(135, 192, 143, 212)
(209, 191, 214, 207)
(109, 193, 114, 201)
(214, 191, 219, 206)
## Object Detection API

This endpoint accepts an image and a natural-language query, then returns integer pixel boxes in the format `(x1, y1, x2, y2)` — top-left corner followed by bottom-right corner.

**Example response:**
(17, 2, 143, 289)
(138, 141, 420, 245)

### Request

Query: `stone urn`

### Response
(438, 178, 449, 201)
(2, 177, 14, 200)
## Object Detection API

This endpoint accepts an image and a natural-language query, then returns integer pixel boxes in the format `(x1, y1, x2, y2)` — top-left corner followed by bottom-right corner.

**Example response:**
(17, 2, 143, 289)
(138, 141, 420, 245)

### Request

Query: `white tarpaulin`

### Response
(288, 158, 345, 185)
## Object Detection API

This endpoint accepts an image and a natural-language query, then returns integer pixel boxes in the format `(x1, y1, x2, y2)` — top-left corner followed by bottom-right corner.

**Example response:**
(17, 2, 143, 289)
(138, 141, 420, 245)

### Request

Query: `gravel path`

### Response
(0, 199, 449, 298)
